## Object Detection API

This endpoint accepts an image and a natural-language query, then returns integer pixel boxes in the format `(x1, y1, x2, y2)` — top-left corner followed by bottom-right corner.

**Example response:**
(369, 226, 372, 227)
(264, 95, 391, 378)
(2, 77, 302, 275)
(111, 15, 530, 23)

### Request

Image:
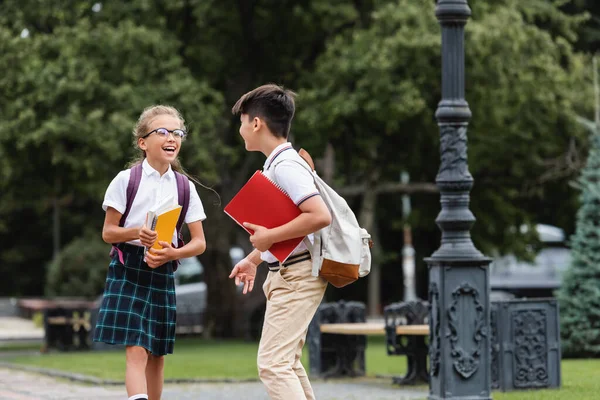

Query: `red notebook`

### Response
(224, 171, 305, 263)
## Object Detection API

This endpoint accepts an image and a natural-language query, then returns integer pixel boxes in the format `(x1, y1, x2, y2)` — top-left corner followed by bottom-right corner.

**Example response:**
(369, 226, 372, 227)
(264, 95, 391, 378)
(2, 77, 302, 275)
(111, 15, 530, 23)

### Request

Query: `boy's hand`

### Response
(229, 257, 258, 294)
(139, 225, 157, 248)
(243, 222, 273, 252)
(145, 241, 178, 268)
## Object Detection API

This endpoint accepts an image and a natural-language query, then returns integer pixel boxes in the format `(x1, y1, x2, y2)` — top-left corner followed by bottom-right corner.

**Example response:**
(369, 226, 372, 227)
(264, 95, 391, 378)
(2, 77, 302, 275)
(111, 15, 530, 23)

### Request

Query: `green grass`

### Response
(0, 340, 43, 352)
(5, 336, 406, 381)
(5, 337, 600, 400)
(493, 359, 600, 400)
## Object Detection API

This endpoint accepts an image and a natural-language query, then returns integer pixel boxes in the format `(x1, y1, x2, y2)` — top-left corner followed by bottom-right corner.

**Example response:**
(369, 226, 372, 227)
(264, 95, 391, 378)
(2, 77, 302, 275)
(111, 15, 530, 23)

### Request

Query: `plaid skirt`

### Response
(93, 243, 177, 356)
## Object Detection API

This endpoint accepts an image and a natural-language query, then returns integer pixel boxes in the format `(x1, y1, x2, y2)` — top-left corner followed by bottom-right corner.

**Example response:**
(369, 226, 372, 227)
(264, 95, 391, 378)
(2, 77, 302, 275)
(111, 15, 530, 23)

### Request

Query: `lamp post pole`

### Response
(425, 1, 492, 399)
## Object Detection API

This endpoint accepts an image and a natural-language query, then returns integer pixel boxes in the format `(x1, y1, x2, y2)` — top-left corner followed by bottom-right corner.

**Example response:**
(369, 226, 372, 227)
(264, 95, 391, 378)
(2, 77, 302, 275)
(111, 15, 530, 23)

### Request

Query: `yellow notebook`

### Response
(146, 195, 182, 251)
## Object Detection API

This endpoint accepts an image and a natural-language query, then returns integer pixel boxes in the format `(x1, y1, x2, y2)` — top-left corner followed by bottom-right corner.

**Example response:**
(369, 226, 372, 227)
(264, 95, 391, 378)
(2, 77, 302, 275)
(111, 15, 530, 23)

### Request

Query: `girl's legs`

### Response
(146, 354, 165, 400)
(126, 346, 149, 397)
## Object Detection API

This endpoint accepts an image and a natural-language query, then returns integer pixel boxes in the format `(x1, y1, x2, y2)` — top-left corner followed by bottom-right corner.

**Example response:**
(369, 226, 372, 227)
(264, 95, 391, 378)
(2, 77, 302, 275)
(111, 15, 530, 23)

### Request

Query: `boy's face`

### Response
(239, 113, 259, 151)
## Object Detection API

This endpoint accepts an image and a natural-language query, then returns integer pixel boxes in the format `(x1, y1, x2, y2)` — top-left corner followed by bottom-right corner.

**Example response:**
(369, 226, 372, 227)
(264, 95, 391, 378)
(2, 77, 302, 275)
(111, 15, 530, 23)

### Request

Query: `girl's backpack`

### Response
(110, 162, 190, 270)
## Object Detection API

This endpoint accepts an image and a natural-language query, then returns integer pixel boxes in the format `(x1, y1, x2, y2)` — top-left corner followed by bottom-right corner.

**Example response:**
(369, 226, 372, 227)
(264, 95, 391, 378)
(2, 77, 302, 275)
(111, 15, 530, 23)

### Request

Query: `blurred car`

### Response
(489, 224, 571, 300)
(174, 256, 207, 334)
(174, 246, 251, 335)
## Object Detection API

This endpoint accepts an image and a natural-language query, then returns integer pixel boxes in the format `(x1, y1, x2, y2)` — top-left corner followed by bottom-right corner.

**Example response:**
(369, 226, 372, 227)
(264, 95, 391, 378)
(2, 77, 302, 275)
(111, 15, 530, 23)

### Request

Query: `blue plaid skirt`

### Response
(93, 243, 177, 356)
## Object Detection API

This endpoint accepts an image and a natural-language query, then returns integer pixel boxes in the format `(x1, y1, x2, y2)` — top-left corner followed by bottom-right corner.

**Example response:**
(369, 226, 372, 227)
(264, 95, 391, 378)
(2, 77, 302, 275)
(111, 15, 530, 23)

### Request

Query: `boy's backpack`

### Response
(110, 162, 190, 270)
(270, 148, 373, 288)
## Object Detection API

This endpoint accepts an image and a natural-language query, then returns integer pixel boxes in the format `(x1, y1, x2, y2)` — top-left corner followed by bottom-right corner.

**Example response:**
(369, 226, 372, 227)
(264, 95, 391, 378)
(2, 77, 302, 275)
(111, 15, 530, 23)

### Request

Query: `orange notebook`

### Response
(149, 207, 182, 250)
(146, 195, 182, 251)
(224, 171, 304, 263)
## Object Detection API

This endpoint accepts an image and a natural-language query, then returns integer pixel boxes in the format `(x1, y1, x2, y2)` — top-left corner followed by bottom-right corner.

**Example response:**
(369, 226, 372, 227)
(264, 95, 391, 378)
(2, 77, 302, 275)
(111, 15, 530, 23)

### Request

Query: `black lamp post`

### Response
(425, 1, 492, 399)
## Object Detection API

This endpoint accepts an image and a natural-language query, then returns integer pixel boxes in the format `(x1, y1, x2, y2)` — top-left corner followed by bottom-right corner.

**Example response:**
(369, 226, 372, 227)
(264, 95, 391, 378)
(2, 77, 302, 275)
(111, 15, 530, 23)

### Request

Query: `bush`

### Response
(45, 234, 110, 298)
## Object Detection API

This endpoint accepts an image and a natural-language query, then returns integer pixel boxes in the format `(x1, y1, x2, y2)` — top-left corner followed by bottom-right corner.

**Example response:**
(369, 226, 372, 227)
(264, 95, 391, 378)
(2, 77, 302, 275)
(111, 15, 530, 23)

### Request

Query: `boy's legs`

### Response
(146, 354, 165, 400)
(258, 259, 327, 400)
(292, 330, 313, 396)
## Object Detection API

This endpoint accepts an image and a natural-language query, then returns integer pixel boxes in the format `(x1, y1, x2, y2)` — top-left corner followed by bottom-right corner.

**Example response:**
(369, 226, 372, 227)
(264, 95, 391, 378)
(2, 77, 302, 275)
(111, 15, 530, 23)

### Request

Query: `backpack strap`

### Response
(111, 163, 143, 263)
(268, 153, 321, 275)
(174, 171, 190, 242)
(270, 156, 314, 178)
(119, 163, 143, 227)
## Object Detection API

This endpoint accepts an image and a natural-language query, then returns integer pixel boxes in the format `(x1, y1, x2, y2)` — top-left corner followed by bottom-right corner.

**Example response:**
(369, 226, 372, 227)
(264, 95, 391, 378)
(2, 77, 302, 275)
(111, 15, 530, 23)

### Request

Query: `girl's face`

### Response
(138, 115, 183, 165)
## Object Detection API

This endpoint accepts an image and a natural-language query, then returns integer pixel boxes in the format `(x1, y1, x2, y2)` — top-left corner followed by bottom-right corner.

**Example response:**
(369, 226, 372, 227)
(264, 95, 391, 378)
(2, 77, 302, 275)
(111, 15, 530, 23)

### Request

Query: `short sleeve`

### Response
(102, 170, 129, 214)
(184, 181, 207, 223)
(273, 161, 320, 205)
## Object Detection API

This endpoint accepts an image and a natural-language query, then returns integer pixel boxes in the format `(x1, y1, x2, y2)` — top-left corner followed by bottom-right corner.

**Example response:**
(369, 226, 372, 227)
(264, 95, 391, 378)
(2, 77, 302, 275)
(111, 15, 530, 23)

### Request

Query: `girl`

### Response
(94, 105, 207, 400)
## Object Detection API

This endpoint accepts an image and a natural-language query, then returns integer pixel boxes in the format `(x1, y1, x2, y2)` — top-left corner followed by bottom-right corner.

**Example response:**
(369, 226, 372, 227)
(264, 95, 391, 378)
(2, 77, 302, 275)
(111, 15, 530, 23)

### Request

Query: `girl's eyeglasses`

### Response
(142, 128, 187, 140)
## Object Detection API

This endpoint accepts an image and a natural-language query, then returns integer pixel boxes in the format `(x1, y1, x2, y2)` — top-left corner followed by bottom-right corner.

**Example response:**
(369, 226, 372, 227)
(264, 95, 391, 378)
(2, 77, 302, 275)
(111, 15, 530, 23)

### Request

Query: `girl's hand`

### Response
(139, 225, 158, 248)
(145, 241, 178, 268)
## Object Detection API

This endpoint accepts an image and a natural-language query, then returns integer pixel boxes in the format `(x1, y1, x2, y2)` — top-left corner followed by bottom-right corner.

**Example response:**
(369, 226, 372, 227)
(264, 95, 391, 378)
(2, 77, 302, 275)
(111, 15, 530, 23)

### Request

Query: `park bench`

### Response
(43, 309, 93, 352)
(307, 301, 368, 378)
(384, 300, 430, 385)
(307, 300, 429, 382)
(17, 298, 96, 352)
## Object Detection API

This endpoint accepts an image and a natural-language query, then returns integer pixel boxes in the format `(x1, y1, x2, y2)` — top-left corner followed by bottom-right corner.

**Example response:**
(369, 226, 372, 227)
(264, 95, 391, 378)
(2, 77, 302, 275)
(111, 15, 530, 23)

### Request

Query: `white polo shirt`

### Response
(102, 159, 206, 246)
(261, 142, 320, 263)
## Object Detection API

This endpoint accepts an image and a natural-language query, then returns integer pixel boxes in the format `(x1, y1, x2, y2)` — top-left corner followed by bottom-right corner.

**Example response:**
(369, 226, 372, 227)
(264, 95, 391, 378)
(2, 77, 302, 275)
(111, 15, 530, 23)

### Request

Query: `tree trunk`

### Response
(359, 165, 381, 317)
(318, 142, 335, 183)
(201, 148, 259, 338)
(52, 177, 61, 260)
(201, 208, 238, 338)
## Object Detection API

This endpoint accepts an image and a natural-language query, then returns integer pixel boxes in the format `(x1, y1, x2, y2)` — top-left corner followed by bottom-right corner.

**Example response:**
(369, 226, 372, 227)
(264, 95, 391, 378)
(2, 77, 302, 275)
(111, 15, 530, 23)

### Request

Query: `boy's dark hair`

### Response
(231, 84, 297, 139)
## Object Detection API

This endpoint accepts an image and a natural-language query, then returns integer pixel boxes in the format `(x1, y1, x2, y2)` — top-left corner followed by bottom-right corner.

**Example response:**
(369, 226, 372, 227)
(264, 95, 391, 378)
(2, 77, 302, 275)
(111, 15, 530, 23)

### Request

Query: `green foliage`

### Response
(0, 0, 597, 330)
(557, 129, 600, 357)
(297, 0, 591, 259)
(45, 234, 110, 298)
(0, 5, 223, 295)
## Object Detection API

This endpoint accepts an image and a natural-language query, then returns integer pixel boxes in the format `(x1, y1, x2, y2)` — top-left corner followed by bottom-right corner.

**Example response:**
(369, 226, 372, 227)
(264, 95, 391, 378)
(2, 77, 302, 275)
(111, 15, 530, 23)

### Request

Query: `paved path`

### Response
(0, 368, 427, 400)
(0, 318, 43, 341)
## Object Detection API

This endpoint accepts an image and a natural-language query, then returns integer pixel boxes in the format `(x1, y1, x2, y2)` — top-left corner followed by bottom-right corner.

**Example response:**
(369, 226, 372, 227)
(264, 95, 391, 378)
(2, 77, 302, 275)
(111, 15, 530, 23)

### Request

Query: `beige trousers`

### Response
(257, 259, 327, 400)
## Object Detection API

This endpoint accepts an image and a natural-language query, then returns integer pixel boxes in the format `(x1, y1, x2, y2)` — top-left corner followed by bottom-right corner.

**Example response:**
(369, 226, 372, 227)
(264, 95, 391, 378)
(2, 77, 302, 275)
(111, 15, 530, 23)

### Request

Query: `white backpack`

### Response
(271, 149, 372, 288)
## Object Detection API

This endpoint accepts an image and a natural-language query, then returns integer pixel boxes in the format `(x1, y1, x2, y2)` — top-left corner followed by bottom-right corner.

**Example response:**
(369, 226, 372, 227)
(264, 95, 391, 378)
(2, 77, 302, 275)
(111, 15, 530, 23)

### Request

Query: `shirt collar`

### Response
(264, 142, 293, 170)
(142, 158, 174, 179)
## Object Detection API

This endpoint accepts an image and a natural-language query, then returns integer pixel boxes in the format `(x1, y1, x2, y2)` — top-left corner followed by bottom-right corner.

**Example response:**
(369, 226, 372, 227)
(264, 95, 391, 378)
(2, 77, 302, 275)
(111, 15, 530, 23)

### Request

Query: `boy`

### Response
(229, 84, 331, 400)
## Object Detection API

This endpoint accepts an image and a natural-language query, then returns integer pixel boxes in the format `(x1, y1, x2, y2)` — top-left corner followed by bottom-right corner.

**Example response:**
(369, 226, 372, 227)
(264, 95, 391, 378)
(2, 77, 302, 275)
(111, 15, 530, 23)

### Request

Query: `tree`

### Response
(296, 0, 591, 306)
(0, 0, 595, 336)
(45, 233, 110, 298)
(0, 0, 370, 336)
(560, 0, 600, 53)
(557, 56, 600, 358)
(108, 0, 382, 336)
(0, 9, 223, 295)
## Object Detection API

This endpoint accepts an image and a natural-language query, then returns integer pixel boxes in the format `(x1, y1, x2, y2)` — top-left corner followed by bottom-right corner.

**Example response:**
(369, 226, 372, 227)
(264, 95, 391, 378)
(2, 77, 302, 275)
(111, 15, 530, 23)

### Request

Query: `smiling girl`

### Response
(94, 105, 207, 400)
